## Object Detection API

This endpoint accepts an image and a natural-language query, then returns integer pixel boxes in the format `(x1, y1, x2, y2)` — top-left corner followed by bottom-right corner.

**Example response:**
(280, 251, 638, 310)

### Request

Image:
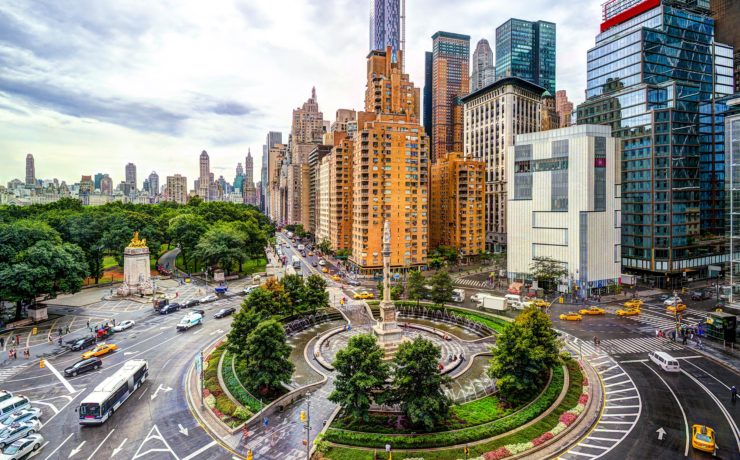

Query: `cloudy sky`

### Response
(0, 0, 602, 188)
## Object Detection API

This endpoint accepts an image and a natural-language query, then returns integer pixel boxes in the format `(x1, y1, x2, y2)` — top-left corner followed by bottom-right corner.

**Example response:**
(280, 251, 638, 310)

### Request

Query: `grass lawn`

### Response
(102, 255, 119, 270)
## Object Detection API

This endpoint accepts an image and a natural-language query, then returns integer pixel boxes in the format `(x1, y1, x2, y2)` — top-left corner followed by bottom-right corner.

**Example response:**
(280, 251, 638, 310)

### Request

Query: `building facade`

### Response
(431, 31, 470, 163)
(370, 0, 401, 58)
(710, 0, 740, 93)
(495, 19, 556, 94)
(125, 163, 137, 189)
(198, 150, 211, 201)
(429, 152, 485, 256)
(165, 174, 188, 204)
(576, 0, 734, 283)
(263, 131, 282, 215)
(471, 39, 495, 93)
(329, 133, 355, 252)
(724, 97, 740, 306)
(100, 175, 113, 195)
(25, 154, 35, 186)
(148, 171, 159, 199)
(462, 77, 545, 252)
(555, 90, 574, 127)
(507, 125, 622, 297)
(308, 144, 332, 234)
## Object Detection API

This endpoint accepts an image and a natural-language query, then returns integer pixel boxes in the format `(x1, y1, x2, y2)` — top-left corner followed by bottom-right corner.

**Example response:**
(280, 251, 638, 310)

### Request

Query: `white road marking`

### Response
(180, 441, 217, 460)
(43, 433, 73, 460)
(43, 359, 76, 394)
(86, 428, 115, 460)
(150, 384, 173, 400)
(111, 438, 127, 457)
(132, 425, 179, 460)
(33, 401, 60, 415)
(177, 423, 189, 436)
(681, 369, 740, 453)
(39, 390, 86, 429)
(68, 440, 86, 458)
(682, 359, 731, 390)
(137, 386, 150, 400)
(642, 362, 689, 456)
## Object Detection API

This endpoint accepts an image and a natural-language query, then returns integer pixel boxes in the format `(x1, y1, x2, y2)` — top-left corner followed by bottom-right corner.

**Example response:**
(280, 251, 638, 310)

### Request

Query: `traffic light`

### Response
(246, 450, 253, 460)
(300, 410, 306, 422)
(39, 359, 45, 369)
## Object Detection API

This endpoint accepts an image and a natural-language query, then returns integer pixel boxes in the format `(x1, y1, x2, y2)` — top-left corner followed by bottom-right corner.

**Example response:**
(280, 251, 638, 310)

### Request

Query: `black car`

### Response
(68, 336, 96, 351)
(214, 307, 236, 318)
(160, 303, 181, 315)
(184, 299, 200, 308)
(64, 357, 102, 377)
(690, 290, 711, 301)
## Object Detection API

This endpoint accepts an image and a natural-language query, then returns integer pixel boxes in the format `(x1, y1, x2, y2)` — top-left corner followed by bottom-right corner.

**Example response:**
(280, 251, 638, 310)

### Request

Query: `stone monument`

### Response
(372, 220, 406, 357)
(116, 232, 154, 296)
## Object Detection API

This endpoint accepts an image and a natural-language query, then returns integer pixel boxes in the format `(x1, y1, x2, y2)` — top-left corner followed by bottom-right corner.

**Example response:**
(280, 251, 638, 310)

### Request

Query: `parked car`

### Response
(0, 394, 11, 407)
(81, 343, 118, 360)
(0, 409, 41, 429)
(243, 286, 259, 295)
(0, 398, 30, 424)
(623, 299, 643, 309)
(67, 336, 96, 351)
(160, 303, 181, 315)
(311, 261, 318, 267)
(0, 433, 44, 460)
(199, 294, 218, 303)
(318, 259, 326, 266)
(112, 320, 135, 332)
(347, 279, 361, 287)
(184, 299, 200, 308)
(0, 420, 41, 449)
(616, 308, 640, 316)
(214, 308, 236, 318)
(193, 309, 205, 317)
(64, 357, 102, 377)
(691, 424, 716, 453)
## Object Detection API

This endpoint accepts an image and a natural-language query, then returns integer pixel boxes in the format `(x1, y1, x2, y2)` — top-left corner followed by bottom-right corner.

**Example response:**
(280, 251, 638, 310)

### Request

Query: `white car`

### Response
(0, 420, 41, 449)
(318, 259, 326, 266)
(112, 320, 135, 332)
(663, 296, 683, 306)
(471, 293, 484, 304)
(243, 285, 259, 295)
(200, 294, 218, 303)
(0, 409, 41, 429)
(0, 433, 44, 460)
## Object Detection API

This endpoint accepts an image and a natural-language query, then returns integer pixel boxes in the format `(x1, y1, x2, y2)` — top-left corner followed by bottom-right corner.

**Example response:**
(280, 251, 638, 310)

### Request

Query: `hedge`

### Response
(369, 300, 511, 334)
(324, 365, 564, 449)
(222, 351, 263, 413)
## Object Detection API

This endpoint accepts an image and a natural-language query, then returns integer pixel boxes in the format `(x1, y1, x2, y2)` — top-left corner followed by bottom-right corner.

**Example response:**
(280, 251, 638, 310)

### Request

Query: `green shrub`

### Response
(215, 394, 237, 416)
(233, 406, 253, 421)
(222, 352, 263, 413)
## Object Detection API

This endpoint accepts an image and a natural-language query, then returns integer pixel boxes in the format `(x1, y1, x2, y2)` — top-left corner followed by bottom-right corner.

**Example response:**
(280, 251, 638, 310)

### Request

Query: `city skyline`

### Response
(0, 0, 603, 185)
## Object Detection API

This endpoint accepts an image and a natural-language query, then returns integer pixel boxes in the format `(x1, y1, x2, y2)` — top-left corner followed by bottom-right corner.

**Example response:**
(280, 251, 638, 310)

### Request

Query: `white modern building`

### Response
(507, 125, 621, 297)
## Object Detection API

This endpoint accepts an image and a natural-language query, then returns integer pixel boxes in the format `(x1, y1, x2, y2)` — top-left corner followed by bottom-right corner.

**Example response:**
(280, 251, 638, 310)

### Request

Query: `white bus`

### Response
(77, 359, 148, 425)
(285, 265, 302, 278)
(292, 255, 301, 269)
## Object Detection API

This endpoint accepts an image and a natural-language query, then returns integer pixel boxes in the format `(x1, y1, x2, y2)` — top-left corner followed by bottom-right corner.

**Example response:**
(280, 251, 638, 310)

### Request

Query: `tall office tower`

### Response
(245, 149, 254, 184)
(423, 51, 433, 140)
(148, 171, 159, 199)
(495, 19, 556, 94)
(289, 89, 325, 227)
(710, 0, 740, 93)
(25, 154, 35, 186)
(470, 39, 495, 92)
(236, 162, 244, 177)
(370, 0, 401, 59)
(143, 178, 150, 195)
(431, 31, 470, 163)
(93, 173, 104, 191)
(100, 175, 113, 195)
(724, 95, 740, 306)
(125, 163, 137, 189)
(555, 90, 574, 127)
(79, 175, 93, 205)
(263, 131, 283, 214)
(577, 0, 734, 285)
(198, 150, 210, 201)
(165, 174, 188, 205)
(430, 152, 485, 256)
(463, 77, 545, 252)
(308, 145, 332, 233)
(350, 47, 428, 274)
(268, 144, 288, 223)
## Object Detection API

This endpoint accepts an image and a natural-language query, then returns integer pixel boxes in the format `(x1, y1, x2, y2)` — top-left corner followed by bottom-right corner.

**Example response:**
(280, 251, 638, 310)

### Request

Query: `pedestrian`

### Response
(732, 385, 737, 403)
(12, 348, 16, 359)
(15, 335, 19, 346)
(682, 334, 688, 345)
(24, 348, 29, 359)
(58, 327, 62, 336)
(656, 329, 660, 338)
(113, 318, 116, 327)
(0, 337, 4, 349)
(7, 350, 11, 360)
(87, 320, 90, 331)
(47, 333, 52, 343)
(57, 336, 62, 346)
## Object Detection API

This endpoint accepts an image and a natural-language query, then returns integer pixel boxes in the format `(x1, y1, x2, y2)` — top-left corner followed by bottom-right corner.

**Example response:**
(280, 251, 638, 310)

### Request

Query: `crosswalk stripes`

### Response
(0, 363, 29, 383)
(453, 277, 489, 289)
(573, 336, 684, 356)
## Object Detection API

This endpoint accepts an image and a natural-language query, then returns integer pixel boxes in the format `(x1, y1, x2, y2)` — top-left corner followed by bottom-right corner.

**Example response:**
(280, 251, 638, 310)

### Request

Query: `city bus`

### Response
(77, 359, 148, 425)
(292, 255, 301, 269)
(285, 265, 302, 278)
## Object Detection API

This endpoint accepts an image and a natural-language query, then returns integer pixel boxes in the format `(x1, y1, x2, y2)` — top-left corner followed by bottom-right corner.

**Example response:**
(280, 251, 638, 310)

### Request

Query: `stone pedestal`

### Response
(373, 300, 407, 359)
(117, 240, 153, 297)
(27, 305, 48, 322)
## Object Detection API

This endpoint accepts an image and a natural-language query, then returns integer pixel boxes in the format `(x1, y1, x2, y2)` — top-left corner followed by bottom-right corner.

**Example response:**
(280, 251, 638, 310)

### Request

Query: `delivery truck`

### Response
(479, 294, 508, 312)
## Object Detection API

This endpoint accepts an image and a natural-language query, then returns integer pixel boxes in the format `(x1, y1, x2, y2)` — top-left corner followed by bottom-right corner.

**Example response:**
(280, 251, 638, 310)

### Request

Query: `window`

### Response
(594, 136, 607, 211)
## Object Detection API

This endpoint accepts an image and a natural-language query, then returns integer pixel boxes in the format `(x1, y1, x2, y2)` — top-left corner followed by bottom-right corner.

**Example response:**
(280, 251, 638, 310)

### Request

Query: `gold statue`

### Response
(128, 231, 148, 248)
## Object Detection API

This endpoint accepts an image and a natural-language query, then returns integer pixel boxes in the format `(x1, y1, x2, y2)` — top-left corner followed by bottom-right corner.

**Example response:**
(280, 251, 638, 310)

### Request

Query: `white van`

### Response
(505, 294, 522, 304)
(0, 396, 31, 423)
(649, 351, 680, 372)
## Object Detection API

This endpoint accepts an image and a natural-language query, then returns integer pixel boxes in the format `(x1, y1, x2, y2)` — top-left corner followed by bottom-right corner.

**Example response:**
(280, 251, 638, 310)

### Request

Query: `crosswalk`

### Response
(0, 362, 30, 383)
(453, 277, 489, 289)
(573, 336, 684, 356)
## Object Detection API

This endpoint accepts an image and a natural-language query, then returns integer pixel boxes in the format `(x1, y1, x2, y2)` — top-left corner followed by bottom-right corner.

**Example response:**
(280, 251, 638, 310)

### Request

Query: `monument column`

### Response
(373, 220, 405, 357)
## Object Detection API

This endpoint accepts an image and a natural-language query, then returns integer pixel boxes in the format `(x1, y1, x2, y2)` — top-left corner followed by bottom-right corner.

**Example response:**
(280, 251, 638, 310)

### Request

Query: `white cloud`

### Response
(0, 0, 601, 187)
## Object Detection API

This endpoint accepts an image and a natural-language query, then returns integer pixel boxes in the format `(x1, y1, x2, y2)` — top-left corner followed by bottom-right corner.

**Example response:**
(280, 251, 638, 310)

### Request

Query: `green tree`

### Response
(194, 223, 243, 273)
(317, 238, 332, 255)
(529, 256, 567, 291)
(390, 337, 450, 431)
(406, 270, 426, 306)
(517, 306, 560, 369)
(329, 334, 390, 422)
(281, 274, 306, 314)
(241, 319, 294, 396)
(227, 302, 269, 357)
(429, 269, 454, 306)
(303, 274, 328, 315)
(436, 245, 459, 265)
(168, 214, 208, 271)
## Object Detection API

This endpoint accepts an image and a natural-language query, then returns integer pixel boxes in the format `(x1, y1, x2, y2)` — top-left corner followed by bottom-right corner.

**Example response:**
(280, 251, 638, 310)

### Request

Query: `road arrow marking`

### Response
(68, 440, 86, 458)
(209, 329, 225, 335)
(150, 384, 172, 400)
(124, 352, 135, 356)
(656, 427, 666, 440)
(178, 424, 189, 436)
(85, 429, 115, 460)
(160, 326, 169, 330)
(111, 438, 127, 457)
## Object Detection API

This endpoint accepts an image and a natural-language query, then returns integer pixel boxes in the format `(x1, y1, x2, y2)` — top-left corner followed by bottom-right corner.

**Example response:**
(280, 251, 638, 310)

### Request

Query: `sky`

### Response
(0, 0, 603, 188)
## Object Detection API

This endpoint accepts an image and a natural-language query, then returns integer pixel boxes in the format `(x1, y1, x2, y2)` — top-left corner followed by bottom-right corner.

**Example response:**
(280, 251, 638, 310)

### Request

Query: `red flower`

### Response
(532, 432, 554, 446)
(559, 412, 578, 426)
(484, 447, 512, 460)
(579, 394, 589, 404)
(582, 377, 589, 386)
(212, 408, 223, 418)
(203, 389, 211, 398)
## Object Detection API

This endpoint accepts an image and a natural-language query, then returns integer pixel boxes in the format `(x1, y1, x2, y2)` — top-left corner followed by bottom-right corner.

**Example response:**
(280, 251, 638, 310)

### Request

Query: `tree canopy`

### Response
(429, 269, 454, 306)
(240, 318, 294, 396)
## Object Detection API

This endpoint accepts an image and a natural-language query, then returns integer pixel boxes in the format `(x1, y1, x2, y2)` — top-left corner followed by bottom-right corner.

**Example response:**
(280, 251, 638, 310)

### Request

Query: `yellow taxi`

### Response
(81, 343, 118, 359)
(353, 291, 374, 300)
(666, 303, 687, 313)
(307, 252, 314, 257)
(321, 267, 329, 273)
(529, 299, 549, 309)
(331, 275, 342, 282)
(559, 312, 582, 321)
(578, 306, 605, 315)
(623, 299, 643, 309)
(616, 308, 640, 316)
(691, 425, 716, 453)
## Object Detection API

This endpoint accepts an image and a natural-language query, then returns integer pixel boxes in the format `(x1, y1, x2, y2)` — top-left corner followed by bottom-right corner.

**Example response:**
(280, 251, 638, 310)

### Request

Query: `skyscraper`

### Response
(100, 175, 113, 195)
(25, 154, 35, 186)
(245, 149, 254, 185)
(495, 19, 556, 94)
(470, 39, 495, 92)
(431, 31, 470, 163)
(263, 131, 282, 214)
(148, 171, 159, 198)
(710, 0, 740, 93)
(165, 174, 188, 205)
(555, 90, 574, 127)
(370, 0, 401, 59)
(125, 163, 137, 189)
(93, 173, 104, 191)
(236, 162, 244, 177)
(198, 150, 210, 201)
(423, 51, 433, 141)
(576, 0, 734, 284)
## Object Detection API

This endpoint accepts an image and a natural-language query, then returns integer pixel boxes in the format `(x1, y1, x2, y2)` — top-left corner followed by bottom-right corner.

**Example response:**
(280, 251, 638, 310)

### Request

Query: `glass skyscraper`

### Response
(495, 19, 556, 94)
(577, 0, 734, 285)
(370, 0, 400, 59)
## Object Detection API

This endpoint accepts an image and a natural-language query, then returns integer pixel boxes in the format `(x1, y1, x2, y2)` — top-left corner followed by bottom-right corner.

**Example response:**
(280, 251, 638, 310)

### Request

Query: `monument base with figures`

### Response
(117, 232, 155, 297)
(372, 220, 407, 359)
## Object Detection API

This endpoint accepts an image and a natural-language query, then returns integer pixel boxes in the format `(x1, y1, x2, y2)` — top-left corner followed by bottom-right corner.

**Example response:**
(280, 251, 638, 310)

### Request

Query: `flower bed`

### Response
(222, 351, 263, 413)
(202, 343, 253, 428)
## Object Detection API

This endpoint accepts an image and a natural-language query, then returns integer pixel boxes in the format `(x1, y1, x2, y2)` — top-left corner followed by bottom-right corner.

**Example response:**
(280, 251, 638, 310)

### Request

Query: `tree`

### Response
(377, 279, 404, 301)
(241, 319, 294, 396)
(517, 306, 560, 369)
(193, 223, 243, 273)
(390, 337, 450, 431)
(436, 246, 459, 265)
(529, 257, 567, 291)
(406, 270, 426, 306)
(304, 274, 329, 315)
(329, 334, 390, 422)
(168, 214, 208, 271)
(317, 238, 332, 255)
(281, 274, 306, 314)
(429, 269, 453, 306)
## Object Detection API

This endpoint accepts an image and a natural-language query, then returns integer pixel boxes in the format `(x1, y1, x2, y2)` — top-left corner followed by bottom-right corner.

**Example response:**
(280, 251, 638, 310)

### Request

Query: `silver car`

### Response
(0, 433, 44, 460)
(0, 409, 41, 429)
(0, 420, 41, 448)
(112, 320, 135, 332)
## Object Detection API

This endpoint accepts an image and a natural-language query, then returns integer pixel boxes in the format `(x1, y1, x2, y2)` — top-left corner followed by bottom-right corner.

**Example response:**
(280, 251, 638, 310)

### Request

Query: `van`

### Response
(0, 396, 31, 423)
(649, 351, 680, 372)
(452, 289, 465, 303)
(505, 294, 521, 304)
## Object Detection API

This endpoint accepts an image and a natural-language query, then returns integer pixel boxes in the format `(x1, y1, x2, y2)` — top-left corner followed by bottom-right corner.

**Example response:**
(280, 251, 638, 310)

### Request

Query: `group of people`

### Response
(6, 347, 31, 360)
(657, 326, 704, 347)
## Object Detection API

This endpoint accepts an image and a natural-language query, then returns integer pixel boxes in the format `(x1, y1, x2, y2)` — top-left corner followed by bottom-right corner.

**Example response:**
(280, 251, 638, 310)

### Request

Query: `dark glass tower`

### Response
(370, 0, 400, 59)
(577, 0, 734, 284)
(423, 51, 433, 140)
(495, 19, 556, 94)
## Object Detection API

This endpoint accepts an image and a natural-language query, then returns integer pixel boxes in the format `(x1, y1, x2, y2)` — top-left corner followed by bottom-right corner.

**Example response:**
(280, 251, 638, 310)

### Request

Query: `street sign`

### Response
(195, 354, 202, 374)
(263, 417, 269, 427)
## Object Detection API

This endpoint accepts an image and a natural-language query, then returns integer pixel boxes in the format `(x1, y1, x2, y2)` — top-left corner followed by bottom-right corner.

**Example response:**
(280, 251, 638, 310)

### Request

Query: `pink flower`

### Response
(579, 394, 589, 404)
(212, 408, 224, 418)
(582, 377, 589, 386)
(559, 412, 578, 426)
(484, 447, 512, 460)
(532, 432, 554, 446)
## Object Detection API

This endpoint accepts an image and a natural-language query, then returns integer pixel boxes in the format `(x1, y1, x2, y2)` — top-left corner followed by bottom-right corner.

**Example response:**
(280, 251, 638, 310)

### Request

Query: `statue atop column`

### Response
(373, 219, 405, 358)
